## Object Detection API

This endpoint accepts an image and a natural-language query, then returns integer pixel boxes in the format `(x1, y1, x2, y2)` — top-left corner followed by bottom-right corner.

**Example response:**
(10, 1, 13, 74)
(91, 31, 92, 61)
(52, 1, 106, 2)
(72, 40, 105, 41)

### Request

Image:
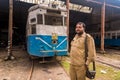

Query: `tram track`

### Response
(96, 55, 120, 69)
(27, 54, 120, 80)
(27, 59, 70, 80)
(64, 56, 120, 69)
(27, 60, 34, 80)
(96, 59, 120, 69)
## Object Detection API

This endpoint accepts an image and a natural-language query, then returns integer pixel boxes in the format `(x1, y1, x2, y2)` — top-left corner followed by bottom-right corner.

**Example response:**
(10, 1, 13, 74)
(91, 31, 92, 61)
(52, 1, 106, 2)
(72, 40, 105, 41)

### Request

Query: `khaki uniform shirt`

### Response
(70, 32, 96, 66)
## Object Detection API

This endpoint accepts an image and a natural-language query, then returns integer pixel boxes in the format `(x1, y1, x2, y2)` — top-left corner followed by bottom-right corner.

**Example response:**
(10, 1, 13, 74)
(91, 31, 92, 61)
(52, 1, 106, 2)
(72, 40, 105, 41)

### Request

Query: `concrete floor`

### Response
(0, 47, 70, 80)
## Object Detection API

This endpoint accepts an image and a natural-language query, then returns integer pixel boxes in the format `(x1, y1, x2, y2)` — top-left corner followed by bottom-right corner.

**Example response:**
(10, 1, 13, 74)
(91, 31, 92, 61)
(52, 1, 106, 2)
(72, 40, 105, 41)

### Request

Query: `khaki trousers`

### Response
(70, 64, 86, 80)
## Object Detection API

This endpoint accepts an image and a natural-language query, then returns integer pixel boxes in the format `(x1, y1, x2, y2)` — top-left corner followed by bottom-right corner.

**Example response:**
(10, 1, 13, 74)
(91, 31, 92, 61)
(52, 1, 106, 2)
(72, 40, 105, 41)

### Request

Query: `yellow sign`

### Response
(52, 33, 58, 40)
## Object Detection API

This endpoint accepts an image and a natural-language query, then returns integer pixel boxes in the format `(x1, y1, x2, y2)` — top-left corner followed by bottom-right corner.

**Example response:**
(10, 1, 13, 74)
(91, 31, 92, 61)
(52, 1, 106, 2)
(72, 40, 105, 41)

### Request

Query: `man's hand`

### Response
(85, 64, 89, 70)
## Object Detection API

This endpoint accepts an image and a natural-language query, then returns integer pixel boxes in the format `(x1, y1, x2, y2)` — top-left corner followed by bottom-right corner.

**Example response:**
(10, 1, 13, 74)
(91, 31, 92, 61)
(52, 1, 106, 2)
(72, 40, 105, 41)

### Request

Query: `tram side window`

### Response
(31, 24, 36, 34)
(37, 14, 43, 24)
(106, 33, 111, 39)
(117, 36, 120, 38)
(112, 36, 116, 39)
(96, 35, 99, 39)
(112, 33, 116, 39)
(64, 17, 67, 26)
(45, 15, 63, 26)
(117, 33, 120, 38)
(95, 34, 99, 39)
(30, 18, 36, 23)
(105, 33, 109, 39)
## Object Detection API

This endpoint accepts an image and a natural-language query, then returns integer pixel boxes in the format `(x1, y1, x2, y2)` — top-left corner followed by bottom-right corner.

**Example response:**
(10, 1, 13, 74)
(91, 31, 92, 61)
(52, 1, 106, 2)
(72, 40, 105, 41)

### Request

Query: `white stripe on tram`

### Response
(35, 37, 52, 48)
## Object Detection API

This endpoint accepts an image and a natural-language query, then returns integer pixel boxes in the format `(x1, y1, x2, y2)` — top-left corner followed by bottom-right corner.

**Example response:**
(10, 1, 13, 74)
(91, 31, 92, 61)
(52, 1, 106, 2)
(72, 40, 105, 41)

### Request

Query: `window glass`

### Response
(30, 18, 36, 23)
(31, 24, 36, 34)
(37, 14, 43, 24)
(64, 17, 67, 26)
(117, 33, 120, 38)
(112, 33, 116, 39)
(45, 15, 63, 26)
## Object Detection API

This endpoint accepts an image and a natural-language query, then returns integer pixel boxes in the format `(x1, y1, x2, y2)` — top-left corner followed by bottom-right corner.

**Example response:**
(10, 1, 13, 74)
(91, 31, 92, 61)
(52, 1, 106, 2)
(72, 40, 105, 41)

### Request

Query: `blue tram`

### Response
(90, 30, 120, 47)
(26, 4, 68, 58)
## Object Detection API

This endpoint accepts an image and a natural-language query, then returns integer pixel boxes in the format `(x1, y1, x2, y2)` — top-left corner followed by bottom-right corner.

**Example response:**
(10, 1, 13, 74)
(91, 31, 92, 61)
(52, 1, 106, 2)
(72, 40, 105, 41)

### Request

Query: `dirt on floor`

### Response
(31, 61, 70, 80)
(0, 47, 31, 80)
(96, 48, 120, 69)
(0, 46, 120, 80)
(97, 49, 120, 61)
(0, 47, 70, 80)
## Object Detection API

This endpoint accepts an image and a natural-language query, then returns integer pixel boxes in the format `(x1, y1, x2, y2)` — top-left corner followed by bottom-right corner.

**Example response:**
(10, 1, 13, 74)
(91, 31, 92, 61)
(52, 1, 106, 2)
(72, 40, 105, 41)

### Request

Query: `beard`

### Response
(76, 31, 84, 35)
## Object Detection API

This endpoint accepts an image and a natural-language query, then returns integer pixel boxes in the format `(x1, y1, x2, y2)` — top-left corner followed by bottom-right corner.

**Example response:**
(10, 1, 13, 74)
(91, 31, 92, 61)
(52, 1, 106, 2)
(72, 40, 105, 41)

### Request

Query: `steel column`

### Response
(101, 0, 105, 53)
(66, 0, 69, 51)
(5, 0, 15, 60)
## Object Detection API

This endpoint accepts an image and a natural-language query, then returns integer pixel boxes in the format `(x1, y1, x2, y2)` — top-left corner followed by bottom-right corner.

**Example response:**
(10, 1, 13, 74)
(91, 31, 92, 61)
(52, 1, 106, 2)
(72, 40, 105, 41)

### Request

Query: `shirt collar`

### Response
(73, 32, 86, 40)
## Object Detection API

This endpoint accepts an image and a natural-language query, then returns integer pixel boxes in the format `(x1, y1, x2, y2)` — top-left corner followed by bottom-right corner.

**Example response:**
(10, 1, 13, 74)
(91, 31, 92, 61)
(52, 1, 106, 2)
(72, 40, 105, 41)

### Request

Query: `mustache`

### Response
(78, 32, 83, 35)
(76, 30, 83, 32)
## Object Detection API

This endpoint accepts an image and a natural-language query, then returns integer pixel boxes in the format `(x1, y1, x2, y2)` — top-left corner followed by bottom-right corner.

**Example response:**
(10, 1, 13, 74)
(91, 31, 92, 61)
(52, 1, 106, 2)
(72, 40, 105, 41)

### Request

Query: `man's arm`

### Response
(85, 34, 96, 65)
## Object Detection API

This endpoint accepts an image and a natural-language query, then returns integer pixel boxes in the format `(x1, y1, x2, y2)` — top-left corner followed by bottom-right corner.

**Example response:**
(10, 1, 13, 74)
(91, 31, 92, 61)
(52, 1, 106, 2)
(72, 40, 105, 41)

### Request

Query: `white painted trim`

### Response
(56, 38, 67, 48)
(40, 49, 67, 52)
(35, 37, 52, 48)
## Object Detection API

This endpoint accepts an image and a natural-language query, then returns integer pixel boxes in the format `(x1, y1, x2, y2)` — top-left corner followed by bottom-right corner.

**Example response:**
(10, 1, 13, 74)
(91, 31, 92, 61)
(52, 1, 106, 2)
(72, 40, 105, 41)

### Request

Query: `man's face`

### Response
(75, 24, 84, 35)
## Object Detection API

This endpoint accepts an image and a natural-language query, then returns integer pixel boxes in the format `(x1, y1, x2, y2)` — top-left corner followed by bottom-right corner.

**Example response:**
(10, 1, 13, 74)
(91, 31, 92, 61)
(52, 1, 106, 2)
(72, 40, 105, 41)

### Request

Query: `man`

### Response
(69, 22, 96, 80)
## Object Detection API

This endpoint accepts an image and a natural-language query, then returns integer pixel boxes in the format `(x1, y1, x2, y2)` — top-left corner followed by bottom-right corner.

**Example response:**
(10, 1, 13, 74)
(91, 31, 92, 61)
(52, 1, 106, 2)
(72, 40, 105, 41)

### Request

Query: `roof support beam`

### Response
(8, 0, 13, 58)
(5, 0, 15, 60)
(66, 0, 70, 51)
(86, 0, 120, 9)
(100, 0, 105, 53)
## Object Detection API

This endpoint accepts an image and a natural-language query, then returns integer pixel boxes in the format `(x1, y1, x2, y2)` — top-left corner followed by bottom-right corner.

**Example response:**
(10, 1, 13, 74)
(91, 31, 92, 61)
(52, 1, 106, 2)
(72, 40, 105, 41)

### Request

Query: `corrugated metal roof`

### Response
(61, 0, 120, 7)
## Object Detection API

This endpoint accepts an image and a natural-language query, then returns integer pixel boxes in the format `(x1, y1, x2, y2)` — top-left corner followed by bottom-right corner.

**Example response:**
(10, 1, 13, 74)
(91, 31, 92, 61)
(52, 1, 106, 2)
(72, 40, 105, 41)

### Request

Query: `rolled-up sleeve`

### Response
(86, 35, 96, 65)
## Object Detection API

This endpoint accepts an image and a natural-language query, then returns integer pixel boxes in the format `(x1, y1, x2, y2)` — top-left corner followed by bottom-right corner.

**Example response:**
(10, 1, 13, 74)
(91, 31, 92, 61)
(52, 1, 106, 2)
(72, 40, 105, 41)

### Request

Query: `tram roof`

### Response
(28, 4, 67, 12)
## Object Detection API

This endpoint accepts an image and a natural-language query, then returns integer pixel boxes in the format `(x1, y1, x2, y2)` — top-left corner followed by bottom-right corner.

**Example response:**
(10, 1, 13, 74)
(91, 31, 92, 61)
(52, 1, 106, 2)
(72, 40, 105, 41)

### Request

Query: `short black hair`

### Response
(76, 22, 86, 29)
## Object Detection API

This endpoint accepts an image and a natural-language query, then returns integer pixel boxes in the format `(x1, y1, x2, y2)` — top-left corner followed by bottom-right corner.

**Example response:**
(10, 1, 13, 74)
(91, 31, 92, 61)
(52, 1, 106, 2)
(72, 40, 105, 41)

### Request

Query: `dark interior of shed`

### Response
(0, 0, 120, 48)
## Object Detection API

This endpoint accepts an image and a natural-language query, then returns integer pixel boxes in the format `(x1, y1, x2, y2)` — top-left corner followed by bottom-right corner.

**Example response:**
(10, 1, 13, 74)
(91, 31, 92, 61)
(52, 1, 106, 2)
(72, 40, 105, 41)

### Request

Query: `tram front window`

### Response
(64, 17, 67, 26)
(37, 14, 43, 24)
(31, 24, 36, 34)
(45, 15, 63, 26)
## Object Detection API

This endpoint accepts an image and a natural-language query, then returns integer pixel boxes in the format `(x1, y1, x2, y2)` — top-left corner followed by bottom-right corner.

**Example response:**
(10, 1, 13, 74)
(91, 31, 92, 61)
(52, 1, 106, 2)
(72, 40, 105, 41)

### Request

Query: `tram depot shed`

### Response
(0, 0, 120, 51)
(1, 1, 120, 80)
